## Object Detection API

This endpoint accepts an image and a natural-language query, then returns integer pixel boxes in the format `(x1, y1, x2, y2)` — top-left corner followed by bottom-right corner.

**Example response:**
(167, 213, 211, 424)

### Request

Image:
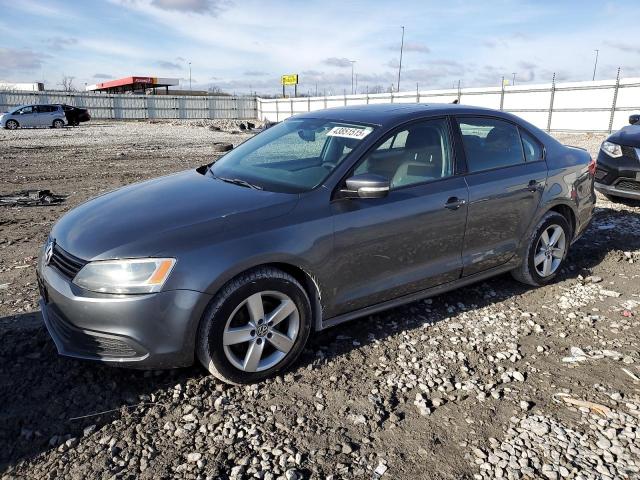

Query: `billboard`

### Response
(281, 74, 299, 86)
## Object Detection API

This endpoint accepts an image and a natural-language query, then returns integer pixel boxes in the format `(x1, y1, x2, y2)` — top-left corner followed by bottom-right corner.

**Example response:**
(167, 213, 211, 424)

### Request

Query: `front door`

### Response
(16, 106, 36, 127)
(455, 116, 548, 276)
(328, 117, 469, 317)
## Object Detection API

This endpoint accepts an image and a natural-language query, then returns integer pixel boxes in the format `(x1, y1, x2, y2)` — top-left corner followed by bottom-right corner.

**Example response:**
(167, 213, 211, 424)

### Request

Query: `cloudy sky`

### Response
(0, 0, 638, 95)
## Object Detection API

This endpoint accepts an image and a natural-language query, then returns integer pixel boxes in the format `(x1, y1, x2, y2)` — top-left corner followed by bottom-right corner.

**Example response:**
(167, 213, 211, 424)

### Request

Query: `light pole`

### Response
(397, 26, 405, 92)
(512, 72, 516, 86)
(188, 61, 192, 91)
(592, 49, 599, 81)
(349, 60, 356, 94)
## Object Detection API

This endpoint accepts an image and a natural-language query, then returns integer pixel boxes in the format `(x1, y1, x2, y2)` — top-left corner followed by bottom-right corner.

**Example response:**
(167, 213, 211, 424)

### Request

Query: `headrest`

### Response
(405, 126, 441, 150)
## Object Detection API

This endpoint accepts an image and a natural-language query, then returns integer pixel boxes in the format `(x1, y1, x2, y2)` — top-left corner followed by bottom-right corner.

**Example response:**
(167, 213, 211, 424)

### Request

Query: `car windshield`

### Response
(210, 118, 375, 193)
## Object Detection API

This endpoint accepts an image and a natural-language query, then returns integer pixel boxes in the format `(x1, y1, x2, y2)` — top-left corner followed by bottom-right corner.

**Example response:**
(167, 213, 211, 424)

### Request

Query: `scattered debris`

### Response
(211, 142, 233, 153)
(554, 393, 612, 417)
(372, 462, 388, 479)
(0, 190, 67, 207)
(621, 368, 640, 382)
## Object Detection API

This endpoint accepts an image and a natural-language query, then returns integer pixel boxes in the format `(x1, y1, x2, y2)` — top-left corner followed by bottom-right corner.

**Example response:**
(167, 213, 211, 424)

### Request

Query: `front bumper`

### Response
(595, 180, 640, 200)
(595, 147, 640, 199)
(38, 261, 212, 369)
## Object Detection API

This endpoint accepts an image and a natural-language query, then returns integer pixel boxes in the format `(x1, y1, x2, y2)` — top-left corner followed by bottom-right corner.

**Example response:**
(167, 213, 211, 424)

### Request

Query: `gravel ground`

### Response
(0, 121, 639, 479)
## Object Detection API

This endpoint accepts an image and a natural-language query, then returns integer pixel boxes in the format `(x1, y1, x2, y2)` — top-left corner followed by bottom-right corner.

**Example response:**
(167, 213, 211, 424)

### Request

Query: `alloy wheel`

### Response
(222, 291, 299, 372)
(6, 120, 18, 130)
(534, 224, 566, 277)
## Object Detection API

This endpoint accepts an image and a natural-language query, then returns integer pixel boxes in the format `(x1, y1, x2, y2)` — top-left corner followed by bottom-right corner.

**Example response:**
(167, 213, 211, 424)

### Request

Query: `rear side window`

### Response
(458, 117, 525, 173)
(37, 105, 55, 113)
(520, 128, 543, 162)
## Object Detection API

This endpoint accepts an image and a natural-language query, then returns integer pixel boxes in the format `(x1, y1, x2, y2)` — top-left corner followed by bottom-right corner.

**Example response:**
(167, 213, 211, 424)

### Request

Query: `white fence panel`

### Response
(255, 76, 640, 132)
(0, 91, 256, 120)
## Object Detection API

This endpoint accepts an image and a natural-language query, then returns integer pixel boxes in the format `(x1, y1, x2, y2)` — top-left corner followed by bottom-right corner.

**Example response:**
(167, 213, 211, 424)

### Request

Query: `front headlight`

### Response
(73, 258, 175, 294)
(601, 141, 623, 158)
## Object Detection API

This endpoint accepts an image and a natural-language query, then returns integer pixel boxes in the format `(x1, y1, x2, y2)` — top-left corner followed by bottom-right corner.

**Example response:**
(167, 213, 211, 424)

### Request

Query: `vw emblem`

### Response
(44, 239, 54, 266)
(256, 324, 269, 337)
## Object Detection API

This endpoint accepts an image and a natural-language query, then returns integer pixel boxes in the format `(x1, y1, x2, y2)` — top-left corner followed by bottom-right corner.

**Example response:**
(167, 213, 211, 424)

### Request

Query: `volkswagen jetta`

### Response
(37, 104, 596, 384)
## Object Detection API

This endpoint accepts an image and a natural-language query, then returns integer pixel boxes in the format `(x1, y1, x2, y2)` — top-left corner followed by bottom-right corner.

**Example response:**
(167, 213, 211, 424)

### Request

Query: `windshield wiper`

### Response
(214, 175, 263, 190)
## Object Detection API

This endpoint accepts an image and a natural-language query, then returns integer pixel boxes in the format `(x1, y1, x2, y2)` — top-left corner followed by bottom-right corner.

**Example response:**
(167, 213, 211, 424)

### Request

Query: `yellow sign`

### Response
(281, 74, 299, 86)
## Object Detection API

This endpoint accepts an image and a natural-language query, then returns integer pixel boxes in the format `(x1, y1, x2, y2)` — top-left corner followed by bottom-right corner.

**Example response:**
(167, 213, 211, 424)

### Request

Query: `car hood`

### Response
(52, 169, 299, 260)
(608, 124, 640, 148)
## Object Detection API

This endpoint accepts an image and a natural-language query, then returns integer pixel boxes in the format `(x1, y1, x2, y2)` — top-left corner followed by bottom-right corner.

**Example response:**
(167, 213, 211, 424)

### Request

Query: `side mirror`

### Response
(341, 173, 390, 199)
(629, 114, 640, 125)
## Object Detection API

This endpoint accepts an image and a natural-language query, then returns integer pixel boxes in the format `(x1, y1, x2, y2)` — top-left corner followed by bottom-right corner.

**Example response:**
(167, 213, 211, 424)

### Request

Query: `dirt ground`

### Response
(0, 121, 638, 480)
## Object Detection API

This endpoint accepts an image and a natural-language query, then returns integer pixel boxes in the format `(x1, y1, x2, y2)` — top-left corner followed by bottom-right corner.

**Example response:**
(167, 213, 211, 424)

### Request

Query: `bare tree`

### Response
(368, 85, 385, 94)
(59, 75, 76, 92)
(208, 85, 230, 96)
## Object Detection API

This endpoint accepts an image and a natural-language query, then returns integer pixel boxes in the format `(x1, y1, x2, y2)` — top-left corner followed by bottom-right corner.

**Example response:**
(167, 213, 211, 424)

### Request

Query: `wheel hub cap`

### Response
(222, 291, 300, 373)
(256, 324, 269, 337)
(534, 224, 567, 278)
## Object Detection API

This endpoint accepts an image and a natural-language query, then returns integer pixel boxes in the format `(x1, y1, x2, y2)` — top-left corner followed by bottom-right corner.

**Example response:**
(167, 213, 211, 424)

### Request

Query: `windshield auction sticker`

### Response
(326, 126, 372, 140)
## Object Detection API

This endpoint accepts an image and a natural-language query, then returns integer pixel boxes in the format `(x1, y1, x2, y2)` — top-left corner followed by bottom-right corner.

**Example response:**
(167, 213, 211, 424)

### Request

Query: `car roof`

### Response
(293, 103, 519, 127)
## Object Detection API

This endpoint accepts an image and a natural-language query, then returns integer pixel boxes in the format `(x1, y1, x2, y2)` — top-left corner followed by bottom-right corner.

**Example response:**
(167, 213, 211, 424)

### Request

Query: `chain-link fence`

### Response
(0, 91, 257, 120)
(258, 73, 640, 133)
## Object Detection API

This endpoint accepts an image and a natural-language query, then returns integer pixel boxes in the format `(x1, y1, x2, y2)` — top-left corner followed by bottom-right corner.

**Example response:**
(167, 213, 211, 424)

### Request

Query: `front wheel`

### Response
(512, 212, 571, 286)
(5, 120, 18, 130)
(52, 119, 64, 129)
(197, 267, 312, 384)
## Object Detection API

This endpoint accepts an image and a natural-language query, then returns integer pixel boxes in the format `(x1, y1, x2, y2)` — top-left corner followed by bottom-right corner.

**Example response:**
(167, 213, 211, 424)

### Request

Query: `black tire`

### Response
(511, 211, 571, 287)
(5, 120, 18, 130)
(52, 119, 64, 129)
(196, 267, 312, 384)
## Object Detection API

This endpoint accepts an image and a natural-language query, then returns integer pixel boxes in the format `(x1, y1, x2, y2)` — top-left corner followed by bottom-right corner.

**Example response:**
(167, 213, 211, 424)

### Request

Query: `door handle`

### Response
(444, 197, 466, 210)
(527, 180, 541, 192)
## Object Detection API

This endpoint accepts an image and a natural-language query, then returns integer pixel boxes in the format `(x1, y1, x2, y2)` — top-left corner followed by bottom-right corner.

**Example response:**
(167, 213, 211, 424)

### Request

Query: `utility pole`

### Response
(350, 60, 356, 94)
(397, 26, 405, 93)
(512, 72, 516, 85)
(592, 49, 599, 81)
(188, 61, 192, 91)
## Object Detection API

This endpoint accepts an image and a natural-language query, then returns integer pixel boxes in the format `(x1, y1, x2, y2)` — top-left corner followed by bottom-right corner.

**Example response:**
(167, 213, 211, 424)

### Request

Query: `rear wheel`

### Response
(197, 267, 312, 384)
(5, 120, 18, 130)
(52, 119, 64, 129)
(512, 212, 570, 286)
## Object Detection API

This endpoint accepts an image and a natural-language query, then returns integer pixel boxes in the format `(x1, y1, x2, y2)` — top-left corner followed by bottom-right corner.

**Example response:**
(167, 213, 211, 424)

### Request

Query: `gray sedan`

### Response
(37, 104, 596, 384)
(1, 104, 67, 129)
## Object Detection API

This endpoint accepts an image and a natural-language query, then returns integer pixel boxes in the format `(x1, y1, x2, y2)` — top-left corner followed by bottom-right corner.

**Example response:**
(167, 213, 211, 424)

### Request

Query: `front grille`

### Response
(47, 307, 139, 358)
(621, 146, 638, 160)
(617, 179, 640, 192)
(50, 244, 86, 279)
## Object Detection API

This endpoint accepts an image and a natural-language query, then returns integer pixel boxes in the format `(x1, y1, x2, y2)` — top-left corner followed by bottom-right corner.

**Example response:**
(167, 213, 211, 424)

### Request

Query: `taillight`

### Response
(588, 157, 596, 176)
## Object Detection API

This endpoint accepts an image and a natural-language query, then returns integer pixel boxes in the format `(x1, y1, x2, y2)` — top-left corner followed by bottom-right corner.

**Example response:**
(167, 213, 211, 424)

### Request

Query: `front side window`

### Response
(17, 106, 35, 115)
(211, 119, 375, 193)
(354, 118, 454, 188)
(458, 117, 525, 173)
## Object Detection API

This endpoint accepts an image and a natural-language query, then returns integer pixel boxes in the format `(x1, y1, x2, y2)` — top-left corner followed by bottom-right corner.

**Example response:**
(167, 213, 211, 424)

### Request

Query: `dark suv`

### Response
(37, 104, 596, 384)
(595, 115, 640, 201)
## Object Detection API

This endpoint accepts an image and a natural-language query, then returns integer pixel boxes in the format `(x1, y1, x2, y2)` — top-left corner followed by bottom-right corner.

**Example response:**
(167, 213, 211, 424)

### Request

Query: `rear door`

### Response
(35, 105, 55, 127)
(455, 116, 547, 276)
(328, 117, 468, 316)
